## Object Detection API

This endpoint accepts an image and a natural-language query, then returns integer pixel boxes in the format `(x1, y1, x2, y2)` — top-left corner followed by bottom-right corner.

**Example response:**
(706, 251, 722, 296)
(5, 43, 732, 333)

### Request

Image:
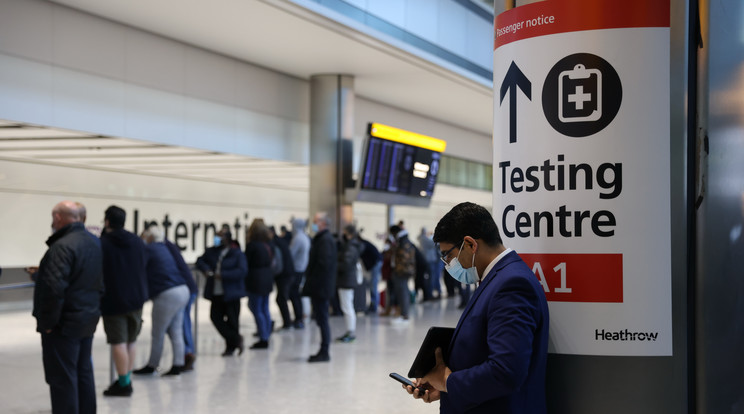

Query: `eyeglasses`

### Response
(439, 241, 462, 265)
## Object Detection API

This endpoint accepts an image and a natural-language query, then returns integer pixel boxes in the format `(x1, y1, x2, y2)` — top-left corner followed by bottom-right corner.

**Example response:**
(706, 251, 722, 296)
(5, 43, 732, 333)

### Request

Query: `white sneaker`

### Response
(391, 316, 410, 325)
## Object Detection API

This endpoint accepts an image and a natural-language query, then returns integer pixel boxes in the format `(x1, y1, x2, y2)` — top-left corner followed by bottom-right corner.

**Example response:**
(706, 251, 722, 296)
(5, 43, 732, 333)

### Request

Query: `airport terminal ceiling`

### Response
(48, 0, 495, 136)
(0, 120, 309, 191)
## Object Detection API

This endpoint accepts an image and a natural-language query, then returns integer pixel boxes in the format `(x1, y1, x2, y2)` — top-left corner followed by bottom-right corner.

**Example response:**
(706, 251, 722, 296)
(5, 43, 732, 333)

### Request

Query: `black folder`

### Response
(407, 326, 455, 378)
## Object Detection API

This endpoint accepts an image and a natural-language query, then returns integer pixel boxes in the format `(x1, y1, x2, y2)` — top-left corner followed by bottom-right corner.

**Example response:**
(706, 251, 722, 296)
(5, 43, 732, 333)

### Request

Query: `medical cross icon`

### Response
(541, 53, 622, 138)
(568, 85, 591, 110)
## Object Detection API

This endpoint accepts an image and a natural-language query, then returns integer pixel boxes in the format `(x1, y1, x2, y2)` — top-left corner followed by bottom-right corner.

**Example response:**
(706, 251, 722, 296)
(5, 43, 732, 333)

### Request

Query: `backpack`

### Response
(270, 243, 284, 276)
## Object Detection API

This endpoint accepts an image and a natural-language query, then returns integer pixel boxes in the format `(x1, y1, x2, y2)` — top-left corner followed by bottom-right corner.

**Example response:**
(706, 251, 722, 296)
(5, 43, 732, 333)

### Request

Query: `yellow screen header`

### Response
(369, 123, 447, 153)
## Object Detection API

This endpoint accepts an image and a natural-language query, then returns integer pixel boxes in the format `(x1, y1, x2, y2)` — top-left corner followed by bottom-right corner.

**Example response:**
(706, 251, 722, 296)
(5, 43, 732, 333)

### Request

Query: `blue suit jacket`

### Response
(440, 250, 549, 414)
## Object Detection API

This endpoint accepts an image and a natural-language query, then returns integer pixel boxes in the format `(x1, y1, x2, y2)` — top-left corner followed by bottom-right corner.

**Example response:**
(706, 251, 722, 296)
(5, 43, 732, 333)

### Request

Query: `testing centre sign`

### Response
(493, 0, 672, 356)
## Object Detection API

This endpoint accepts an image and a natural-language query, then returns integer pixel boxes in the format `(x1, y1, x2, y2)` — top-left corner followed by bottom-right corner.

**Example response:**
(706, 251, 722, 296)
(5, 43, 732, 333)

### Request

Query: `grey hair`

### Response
(144, 225, 165, 243)
(316, 212, 331, 226)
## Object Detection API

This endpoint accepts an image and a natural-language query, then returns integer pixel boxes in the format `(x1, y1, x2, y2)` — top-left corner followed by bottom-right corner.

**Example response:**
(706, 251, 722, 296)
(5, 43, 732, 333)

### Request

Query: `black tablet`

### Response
(407, 326, 455, 378)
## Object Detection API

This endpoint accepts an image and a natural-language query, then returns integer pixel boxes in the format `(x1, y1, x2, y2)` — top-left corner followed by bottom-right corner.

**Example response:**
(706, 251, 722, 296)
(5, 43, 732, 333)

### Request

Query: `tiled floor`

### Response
(0, 296, 463, 413)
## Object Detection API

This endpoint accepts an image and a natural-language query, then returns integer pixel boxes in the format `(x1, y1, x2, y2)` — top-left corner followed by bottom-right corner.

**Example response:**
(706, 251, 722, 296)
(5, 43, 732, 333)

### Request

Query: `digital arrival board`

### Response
(493, 0, 672, 356)
(356, 123, 446, 207)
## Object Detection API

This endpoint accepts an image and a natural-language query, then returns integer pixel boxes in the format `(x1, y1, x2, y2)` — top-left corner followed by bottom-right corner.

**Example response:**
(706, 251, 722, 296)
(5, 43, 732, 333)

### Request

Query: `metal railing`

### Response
(0, 282, 35, 291)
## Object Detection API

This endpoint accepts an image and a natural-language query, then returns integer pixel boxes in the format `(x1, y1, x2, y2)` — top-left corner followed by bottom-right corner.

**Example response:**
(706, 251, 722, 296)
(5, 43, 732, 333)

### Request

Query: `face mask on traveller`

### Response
(213, 235, 222, 247)
(444, 240, 479, 284)
(311, 223, 319, 233)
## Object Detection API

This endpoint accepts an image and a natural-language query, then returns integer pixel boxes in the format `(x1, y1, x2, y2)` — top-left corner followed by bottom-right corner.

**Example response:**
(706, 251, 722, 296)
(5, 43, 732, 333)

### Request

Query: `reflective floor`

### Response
(0, 295, 463, 413)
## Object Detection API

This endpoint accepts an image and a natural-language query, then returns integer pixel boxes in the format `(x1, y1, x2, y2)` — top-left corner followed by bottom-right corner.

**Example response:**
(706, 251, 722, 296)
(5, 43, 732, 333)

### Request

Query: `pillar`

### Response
(309, 74, 355, 233)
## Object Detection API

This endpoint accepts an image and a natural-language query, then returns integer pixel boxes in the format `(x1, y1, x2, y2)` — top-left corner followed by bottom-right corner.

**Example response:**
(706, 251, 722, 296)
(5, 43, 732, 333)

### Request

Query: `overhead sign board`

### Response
(354, 123, 446, 207)
(493, 0, 671, 356)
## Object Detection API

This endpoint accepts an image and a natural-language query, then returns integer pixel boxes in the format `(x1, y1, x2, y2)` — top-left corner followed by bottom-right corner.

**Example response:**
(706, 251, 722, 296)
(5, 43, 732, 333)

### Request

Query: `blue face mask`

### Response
(213, 236, 222, 247)
(311, 223, 319, 233)
(444, 241, 479, 284)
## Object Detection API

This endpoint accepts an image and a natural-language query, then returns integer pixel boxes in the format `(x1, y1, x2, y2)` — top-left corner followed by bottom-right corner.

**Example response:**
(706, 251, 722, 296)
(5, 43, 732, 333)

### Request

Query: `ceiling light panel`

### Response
(0, 128, 97, 139)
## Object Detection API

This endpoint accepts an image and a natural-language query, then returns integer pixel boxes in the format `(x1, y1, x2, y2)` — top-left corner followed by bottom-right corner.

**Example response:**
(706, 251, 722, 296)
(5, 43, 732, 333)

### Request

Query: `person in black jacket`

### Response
(358, 234, 383, 314)
(196, 228, 247, 356)
(100, 205, 149, 397)
(270, 225, 298, 331)
(244, 219, 274, 349)
(302, 212, 338, 362)
(33, 201, 103, 414)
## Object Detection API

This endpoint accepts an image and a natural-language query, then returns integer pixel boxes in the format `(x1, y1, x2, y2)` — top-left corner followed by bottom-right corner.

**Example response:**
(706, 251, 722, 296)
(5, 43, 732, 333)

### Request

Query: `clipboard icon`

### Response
(558, 64, 602, 123)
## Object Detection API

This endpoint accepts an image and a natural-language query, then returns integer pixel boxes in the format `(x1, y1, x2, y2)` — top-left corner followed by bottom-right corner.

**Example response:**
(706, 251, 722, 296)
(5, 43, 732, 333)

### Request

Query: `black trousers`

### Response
(443, 271, 460, 297)
(289, 272, 304, 323)
(311, 297, 331, 355)
(210, 296, 242, 347)
(41, 331, 96, 414)
(275, 273, 301, 326)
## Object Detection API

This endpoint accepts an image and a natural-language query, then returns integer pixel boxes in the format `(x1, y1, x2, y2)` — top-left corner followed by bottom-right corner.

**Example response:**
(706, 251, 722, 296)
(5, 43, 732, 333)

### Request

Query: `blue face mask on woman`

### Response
(213, 235, 222, 247)
(444, 240, 479, 284)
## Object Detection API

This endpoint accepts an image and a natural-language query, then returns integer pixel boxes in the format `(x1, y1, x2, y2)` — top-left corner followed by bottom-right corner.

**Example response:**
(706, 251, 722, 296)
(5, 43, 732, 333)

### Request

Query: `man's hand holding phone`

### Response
(393, 346, 451, 404)
(391, 372, 439, 403)
(404, 379, 440, 403)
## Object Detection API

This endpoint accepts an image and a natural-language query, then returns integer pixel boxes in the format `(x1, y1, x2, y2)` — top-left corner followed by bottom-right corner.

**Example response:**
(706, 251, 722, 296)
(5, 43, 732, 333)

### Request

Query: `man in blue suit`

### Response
(405, 202, 549, 413)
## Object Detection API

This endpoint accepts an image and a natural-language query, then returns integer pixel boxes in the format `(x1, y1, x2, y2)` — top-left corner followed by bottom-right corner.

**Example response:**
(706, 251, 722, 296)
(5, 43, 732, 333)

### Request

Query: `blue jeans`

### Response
(183, 293, 197, 354)
(248, 293, 271, 341)
(367, 261, 382, 311)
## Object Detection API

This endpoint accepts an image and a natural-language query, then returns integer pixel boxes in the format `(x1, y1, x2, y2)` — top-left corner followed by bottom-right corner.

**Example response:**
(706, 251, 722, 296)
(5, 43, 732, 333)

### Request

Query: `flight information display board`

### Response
(355, 123, 446, 206)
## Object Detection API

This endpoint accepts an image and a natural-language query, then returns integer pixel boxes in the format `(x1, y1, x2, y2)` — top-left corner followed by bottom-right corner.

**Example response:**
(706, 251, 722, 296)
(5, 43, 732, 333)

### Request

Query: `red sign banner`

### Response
(520, 253, 623, 302)
(495, 0, 670, 50)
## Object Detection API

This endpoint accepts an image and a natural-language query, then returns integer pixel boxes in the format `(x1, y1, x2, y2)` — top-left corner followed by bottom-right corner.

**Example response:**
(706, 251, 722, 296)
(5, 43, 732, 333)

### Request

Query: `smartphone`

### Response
(389, 372, 416, 388)
(390, 371, 430, 397)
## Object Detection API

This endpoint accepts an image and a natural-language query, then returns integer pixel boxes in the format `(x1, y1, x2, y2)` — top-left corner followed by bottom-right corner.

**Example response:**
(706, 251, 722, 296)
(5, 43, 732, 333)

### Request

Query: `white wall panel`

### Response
(0, 51, 310, 162)
(122, 84, 186, 144)
(0, 157, 490, 264)
(52, 4, 127, 80)
(0, 55, 53, 123)
(50, 65, 127, 136)
(0, 0, 311, 162)
(181, 96, 237, 150)
(0, 159, 308, 266)
(124, 29, 187, 94)
(0, 0, 53, 61)
(184, 47, 238, 106)
(235, 110, 309, 162)
(234, 64, 309, 122)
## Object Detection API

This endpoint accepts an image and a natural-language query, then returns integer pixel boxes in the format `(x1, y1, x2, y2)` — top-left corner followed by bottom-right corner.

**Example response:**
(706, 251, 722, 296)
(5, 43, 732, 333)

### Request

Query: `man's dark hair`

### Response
(389, 225, 402, 235)
(104, 205, 126, 230)
(344, 224, 357, 237)
(433, 202, 502, 247)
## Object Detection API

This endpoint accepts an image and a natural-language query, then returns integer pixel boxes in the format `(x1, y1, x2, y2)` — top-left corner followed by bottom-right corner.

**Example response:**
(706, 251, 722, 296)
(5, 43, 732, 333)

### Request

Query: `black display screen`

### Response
(360, 136, 441, 198)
